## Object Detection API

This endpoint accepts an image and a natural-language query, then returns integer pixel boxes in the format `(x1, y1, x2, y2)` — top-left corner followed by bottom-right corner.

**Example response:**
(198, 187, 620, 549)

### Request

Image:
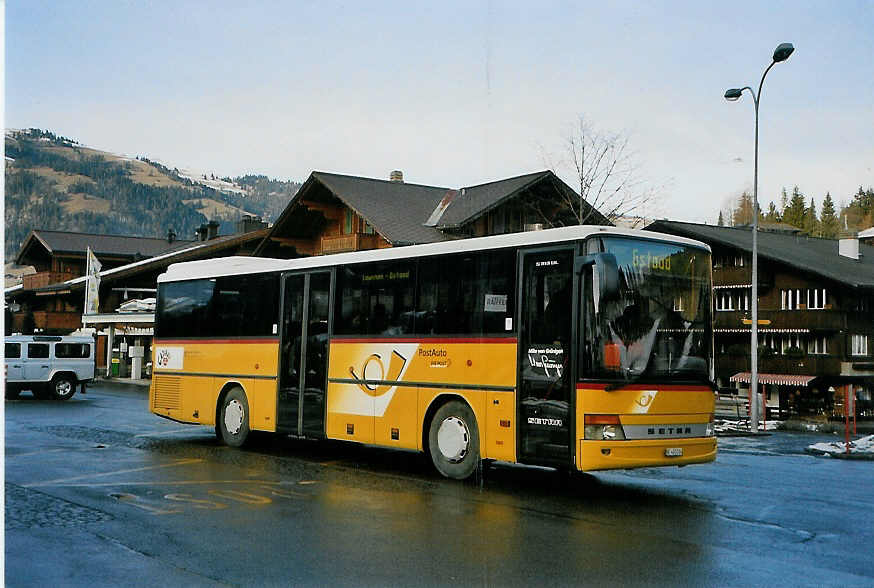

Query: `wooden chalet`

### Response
(255, 170, 609, 258)
(647, 220, 874, 420)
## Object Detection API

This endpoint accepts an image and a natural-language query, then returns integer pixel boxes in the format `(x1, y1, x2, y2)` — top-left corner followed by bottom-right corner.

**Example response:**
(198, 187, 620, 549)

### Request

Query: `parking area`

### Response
(6, 381, 874, 587)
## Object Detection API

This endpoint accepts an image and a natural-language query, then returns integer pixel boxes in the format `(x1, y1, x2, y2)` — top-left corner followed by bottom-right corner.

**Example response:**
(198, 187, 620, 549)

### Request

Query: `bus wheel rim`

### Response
(436, 416, 469, 463)
(224, 399, 244, 435)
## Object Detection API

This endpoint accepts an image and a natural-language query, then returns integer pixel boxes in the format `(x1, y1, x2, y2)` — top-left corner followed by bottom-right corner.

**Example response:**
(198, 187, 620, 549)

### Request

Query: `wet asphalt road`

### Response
(5, 381, 874, 587)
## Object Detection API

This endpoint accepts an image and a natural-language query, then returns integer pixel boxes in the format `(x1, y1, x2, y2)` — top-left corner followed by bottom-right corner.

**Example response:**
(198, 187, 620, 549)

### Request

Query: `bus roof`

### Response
(158, 225, 711, 283)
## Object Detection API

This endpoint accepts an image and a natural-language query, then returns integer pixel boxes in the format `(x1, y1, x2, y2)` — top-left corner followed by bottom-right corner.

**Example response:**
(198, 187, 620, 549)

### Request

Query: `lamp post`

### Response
(725, 42, 794, 431)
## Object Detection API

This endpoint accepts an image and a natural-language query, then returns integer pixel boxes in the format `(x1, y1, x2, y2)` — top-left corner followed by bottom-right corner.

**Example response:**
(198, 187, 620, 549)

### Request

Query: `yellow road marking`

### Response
(24, 458, 204, 487)
(209, 489, 273, 504)
(32, 480, 282, 488)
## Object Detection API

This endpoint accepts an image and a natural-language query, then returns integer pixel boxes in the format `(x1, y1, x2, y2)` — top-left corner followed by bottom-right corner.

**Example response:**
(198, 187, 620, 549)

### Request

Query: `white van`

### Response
(4, 335, 95, 400)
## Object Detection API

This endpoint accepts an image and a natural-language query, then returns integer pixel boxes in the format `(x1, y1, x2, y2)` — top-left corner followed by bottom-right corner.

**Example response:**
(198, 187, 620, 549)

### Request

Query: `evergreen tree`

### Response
(764, 201, 781, 223)
(732, 191, 755, 226)
(803, 197, 819, 236)
(717, 210, 725, 226)
(845, 186, 874, 230)
(820, 192, 840, 238)
(782, 186, 807, 229)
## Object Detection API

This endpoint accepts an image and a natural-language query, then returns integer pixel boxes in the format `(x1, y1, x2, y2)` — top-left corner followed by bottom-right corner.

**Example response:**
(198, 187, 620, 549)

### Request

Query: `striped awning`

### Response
(729, 372, 816, 386)
(716, 328, 809, 334)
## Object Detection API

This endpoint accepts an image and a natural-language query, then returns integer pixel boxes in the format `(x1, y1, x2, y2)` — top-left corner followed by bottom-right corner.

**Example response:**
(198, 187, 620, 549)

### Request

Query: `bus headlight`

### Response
(584, 415, 626, 441)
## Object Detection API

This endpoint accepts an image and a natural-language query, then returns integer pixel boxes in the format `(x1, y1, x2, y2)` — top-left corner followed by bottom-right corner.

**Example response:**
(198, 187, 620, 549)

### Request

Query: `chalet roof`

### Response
(431, 171, 552, 228)
(310, 172, 450, 244)
(646, 220, 874, 289)
(262, 170, 610, 251)
(16, 229, 195, 265)
(5, 229, 269, 297)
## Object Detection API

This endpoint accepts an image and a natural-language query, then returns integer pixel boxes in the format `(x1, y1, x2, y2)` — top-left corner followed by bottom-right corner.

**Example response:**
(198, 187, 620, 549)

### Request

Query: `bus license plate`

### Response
(665, 448, 683, 457)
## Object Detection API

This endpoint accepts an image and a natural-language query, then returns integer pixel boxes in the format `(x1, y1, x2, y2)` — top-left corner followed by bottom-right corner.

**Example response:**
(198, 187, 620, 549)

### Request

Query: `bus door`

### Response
(517, 248, 576, 465)
(277, 270, 332, 437)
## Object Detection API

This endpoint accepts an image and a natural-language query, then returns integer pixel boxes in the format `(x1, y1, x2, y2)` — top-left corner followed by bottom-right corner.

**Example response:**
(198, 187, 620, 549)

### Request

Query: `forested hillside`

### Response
(4, 129, 301, 259)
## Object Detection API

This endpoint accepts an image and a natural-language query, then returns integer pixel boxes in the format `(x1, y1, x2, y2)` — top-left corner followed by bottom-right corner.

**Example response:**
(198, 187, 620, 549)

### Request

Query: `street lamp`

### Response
(724, 42, 794, 431)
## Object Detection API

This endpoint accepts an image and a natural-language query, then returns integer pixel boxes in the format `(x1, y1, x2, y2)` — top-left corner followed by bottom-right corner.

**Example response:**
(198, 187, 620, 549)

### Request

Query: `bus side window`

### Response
(335, 262, 415, 336)
(417, 249, 515, 336)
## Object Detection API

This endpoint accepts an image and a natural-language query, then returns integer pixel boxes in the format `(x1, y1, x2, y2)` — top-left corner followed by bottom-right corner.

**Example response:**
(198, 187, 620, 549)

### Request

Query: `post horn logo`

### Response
(636, 391, 656, 408)
(349, 350, 407, 397)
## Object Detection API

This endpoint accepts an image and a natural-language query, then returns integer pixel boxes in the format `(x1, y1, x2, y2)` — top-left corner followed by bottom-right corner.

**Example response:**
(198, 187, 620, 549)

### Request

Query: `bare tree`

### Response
(540, 116, 664, 227)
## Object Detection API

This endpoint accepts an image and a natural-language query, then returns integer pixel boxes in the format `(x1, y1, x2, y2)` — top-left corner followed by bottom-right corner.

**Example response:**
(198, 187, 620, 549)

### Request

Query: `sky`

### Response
(5, 0, 874, 224)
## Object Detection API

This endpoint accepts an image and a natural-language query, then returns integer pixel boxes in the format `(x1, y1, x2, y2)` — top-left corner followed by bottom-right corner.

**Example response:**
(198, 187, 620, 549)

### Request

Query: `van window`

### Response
(56, 343, 91, 359)
(27, 343, 50, 359)
(5, 343, 21, 359)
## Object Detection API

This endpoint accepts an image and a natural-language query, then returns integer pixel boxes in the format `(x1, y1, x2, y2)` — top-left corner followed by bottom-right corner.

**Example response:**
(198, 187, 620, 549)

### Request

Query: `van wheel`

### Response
(428, 400, 480, 480)
(218, 387, 250, 447)
(51, 374, 77, 401)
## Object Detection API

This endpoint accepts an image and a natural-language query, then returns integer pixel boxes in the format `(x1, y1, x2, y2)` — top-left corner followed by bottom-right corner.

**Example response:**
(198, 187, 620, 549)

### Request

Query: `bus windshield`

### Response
(585, 237, 712, 384)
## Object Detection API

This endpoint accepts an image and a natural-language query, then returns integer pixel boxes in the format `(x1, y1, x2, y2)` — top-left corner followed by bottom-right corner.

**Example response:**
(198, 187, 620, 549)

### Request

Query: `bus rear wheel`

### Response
(218, 387, 250, 447)
(428, 400, 480, 480)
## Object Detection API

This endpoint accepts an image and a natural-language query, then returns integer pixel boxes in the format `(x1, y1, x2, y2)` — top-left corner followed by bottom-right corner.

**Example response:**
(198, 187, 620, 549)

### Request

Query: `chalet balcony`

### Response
(714, 309, 846, 331)
(22, 271, 76, 290)
(320, 233, 382, 255)
(716, 352, 842, 379)
(31, 311, 82, 332)
(713, 266, 751, 285)
(713, 267, 773, 289)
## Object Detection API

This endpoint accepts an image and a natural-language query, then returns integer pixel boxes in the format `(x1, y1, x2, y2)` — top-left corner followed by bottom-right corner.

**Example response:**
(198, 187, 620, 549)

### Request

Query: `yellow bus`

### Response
(150, 225, 716, 479)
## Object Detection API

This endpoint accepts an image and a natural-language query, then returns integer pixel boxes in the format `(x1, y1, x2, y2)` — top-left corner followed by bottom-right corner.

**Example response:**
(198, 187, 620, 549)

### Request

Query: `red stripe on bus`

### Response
(578, 383, 712, 391)
(153, 338, 279, 345)
(330, 337, 518, 344)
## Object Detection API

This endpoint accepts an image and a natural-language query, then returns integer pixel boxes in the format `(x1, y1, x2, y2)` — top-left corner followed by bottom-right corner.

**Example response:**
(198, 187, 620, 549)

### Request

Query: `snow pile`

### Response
(715, 419, 783, 434)
(807, 435, 874, 458)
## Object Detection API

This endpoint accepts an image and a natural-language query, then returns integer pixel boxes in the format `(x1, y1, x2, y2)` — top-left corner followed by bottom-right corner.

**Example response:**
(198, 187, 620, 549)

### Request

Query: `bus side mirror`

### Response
(576, 253, 620, 302)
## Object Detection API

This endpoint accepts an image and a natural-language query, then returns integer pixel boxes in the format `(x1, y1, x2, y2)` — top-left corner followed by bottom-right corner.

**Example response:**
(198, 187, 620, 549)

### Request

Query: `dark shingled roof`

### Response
(264, 170, 610, 251)
(646, 220, 874, 289)
(311, 172, 450, 244)
(16, 229, 195, 264)
(433, 171, 551, 228)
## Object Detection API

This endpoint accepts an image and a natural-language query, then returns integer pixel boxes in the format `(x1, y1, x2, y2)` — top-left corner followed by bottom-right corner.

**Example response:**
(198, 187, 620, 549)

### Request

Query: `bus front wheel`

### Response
(428, 400, 480, 480)
(218, 387, 250, 447)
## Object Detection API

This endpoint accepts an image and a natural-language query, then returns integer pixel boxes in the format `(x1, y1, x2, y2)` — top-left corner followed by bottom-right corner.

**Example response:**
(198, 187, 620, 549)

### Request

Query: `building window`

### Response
(716, 291, 734, 311)
(362, 221, 374, 235)
(807, 336, 828, 355)
(781, 289, 804, 310)
(807, 288, 827, 310)
(344, 210, 354, 235)
(715, 289, 748, 311)
(780, 334, 803, 355)
(851, 334, 869, 356)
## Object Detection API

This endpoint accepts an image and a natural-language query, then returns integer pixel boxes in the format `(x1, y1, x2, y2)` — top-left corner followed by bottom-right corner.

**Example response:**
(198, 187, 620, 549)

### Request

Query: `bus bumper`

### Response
(578, 437, 717, 472)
